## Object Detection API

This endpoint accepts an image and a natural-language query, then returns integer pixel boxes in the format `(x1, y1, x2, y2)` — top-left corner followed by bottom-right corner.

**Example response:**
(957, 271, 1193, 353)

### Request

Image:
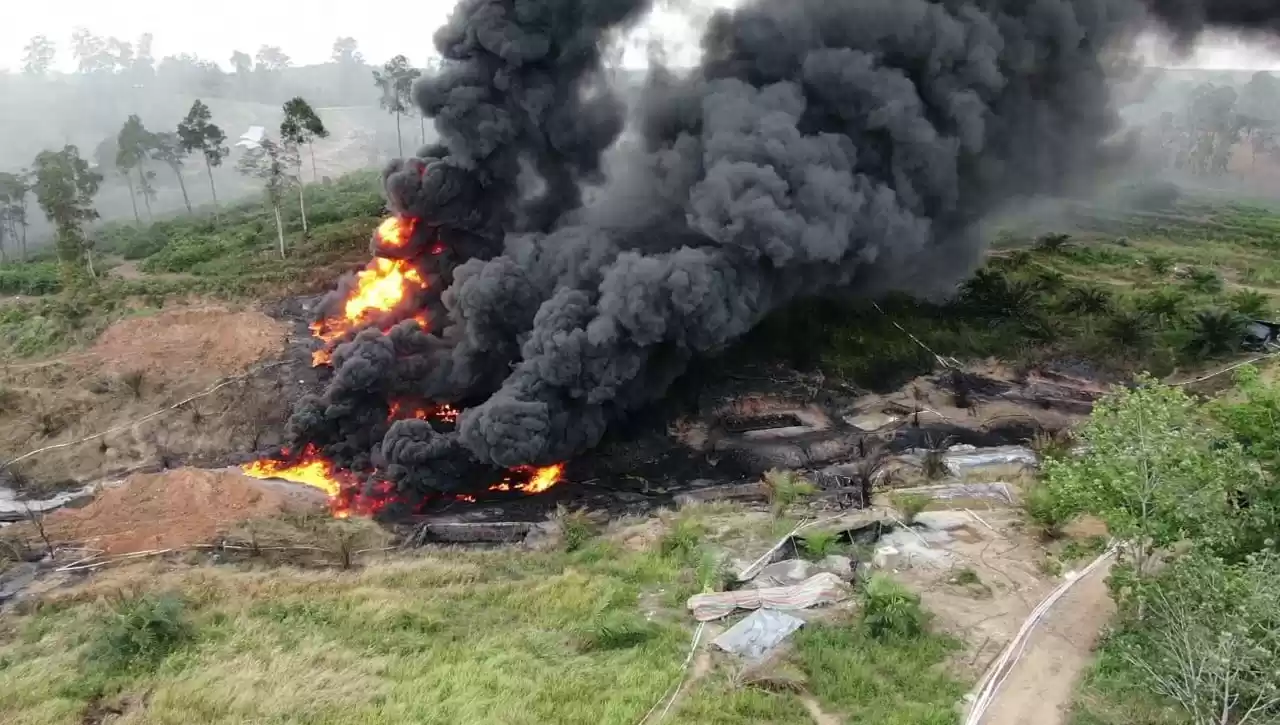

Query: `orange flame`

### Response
(241, 445, 354, 516)
(377, 216, 416, 248)
(489, 463, 566, 494)
(310, 250, 426, 365)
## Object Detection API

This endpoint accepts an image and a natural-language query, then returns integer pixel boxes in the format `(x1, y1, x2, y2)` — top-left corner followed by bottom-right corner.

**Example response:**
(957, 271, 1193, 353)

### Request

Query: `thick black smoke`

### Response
(287, 0, 1280, 501)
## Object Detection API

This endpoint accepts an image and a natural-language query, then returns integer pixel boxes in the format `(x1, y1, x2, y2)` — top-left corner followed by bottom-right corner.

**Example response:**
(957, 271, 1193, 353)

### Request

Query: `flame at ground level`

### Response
(242, 447, 568, 518)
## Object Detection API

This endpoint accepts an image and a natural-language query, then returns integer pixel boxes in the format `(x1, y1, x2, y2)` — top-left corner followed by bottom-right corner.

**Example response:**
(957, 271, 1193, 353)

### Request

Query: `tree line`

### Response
(10, 95, 333, 282)
(1146, 70, 1280, 177)
(17, 31, 435, 116)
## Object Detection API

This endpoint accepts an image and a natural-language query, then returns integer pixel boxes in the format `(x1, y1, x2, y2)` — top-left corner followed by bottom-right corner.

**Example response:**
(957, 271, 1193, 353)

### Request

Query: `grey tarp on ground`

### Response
(712, 609, 806, 660)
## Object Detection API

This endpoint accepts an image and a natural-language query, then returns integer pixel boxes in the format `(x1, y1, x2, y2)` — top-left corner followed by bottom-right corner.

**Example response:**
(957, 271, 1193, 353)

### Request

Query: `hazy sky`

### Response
(1, 0, 704, 72)
(5, 1, 1280, 74)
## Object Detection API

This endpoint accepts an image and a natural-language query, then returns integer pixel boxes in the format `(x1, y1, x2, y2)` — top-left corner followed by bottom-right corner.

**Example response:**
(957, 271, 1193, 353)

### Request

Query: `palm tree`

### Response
(1187, 309, 1247, 359)
(1060, 286, 1113, 315)
(1230, 289, 1271, 318)
(1139, 289, 1188, 329)
(1104, 311, 1152, 348)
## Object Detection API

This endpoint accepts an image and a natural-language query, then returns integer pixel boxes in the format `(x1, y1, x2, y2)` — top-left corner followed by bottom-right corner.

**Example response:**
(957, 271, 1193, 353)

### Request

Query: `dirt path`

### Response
(979, 560, 1115, 725)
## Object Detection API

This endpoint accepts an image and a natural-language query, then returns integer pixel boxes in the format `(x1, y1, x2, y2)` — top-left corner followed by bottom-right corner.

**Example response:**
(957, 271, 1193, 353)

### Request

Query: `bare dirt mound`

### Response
(89, 306, 287, 378)
(0, 305, 307, 488)
(40, 468, 326, 555)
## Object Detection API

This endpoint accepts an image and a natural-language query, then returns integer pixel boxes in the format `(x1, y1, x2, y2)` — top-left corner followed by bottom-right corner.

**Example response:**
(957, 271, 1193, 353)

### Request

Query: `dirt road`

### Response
(979, 560, 1115, 725)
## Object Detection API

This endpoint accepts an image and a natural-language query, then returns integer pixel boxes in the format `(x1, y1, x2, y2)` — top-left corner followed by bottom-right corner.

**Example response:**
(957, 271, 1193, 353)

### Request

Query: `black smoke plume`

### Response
(286, 0, 1280, 503)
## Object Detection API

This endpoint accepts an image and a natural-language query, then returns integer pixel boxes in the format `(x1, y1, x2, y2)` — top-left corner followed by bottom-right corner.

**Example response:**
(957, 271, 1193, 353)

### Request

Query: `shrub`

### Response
(1035, 233, 1072, 252)
(799, 529, 842, 560)
(762, 469, 816, 518)
(890, 492, 931, 524)
(1185, 268, 1224, 294)
(1022, 482, 1076, 539)
(555, 506, 598, 553)
(1138, 288, 1188, 328)
(85, 592, 194, 676)
(0, 262, 63, 296)
(1145, 253, 1174, 276)
(862, 574, 926, 639)
(658, 517, 703, 562)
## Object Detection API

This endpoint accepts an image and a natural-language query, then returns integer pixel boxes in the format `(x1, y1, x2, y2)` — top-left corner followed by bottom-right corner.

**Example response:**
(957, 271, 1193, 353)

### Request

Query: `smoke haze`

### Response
(287, 0, 1280, 500)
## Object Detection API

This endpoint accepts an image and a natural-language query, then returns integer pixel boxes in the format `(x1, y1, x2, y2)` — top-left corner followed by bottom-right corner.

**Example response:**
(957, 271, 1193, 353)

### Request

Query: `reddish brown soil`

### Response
(89, 306, 287, 378)
(41, 468, 325, 555)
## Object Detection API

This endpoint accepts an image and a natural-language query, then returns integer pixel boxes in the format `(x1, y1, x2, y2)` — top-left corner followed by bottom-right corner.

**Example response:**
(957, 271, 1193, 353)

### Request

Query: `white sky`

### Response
(3, 1, 1280, 74)
(0, 0, 707, 72)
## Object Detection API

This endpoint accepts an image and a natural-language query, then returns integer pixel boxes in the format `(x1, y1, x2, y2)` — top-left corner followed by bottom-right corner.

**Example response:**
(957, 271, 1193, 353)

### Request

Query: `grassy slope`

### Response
(0, 508, 965, 725)
(0, 172, 383, 359)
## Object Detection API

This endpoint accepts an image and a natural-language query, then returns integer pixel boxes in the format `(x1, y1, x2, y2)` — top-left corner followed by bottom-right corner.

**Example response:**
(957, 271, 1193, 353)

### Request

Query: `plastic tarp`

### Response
(687, 572, 850, 621)
(712, 610, 806, 660)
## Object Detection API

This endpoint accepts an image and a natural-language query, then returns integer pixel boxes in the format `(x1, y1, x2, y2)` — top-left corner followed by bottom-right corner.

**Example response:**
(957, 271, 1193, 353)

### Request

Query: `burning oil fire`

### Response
(246, 215, 568, 516)
(310, 218, 426, 366)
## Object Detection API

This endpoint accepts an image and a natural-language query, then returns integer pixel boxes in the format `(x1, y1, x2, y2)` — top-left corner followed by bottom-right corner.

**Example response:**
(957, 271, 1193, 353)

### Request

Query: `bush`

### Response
(762, 469, 816, 518)
(554, 506, 597, 552)
(658, 517, 704, 563)
(1145, 253, 1174, 276)
(0, 262, 63, 295)
(799, 529, 842, 560)
(1022, 482, 1076, 539)
(1185, 268, 1224, 294)
(85, 592, 194, 676)
(890, 492, 931, 524)
(862, 574, 926, 639)
(1230, 289, 1270, 318)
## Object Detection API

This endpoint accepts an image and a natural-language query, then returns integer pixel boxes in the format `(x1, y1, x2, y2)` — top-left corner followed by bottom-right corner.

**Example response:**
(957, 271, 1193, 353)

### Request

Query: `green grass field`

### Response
(0, 507, 966, 725)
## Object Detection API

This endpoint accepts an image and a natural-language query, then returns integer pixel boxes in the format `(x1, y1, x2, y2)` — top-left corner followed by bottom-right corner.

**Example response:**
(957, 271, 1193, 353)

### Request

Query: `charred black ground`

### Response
(281, 0, 1280, 506)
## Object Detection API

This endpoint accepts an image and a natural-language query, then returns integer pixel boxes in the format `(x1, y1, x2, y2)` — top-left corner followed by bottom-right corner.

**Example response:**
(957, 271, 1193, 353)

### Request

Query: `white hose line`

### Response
(963, 543, 1117, 725)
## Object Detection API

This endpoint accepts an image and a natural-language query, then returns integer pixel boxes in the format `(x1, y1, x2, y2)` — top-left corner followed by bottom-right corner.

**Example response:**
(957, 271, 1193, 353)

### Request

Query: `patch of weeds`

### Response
(1184, 268, 1224, 294)
(1023, 481, 1075, 539)
(1145, 253, 1174, 276)
(1060, 535, 1109, 563)
(554, 506, 598, 553)
(793, 615, 964, 724)
(658, 516, 704, 564)
(762, 469, 816, 518)
(799, 529, 843, 560)
(1035, 232, 1072, 252)
(920, 446, 948, 480)
(947, 567, 993, 598)
(695, 549, 733, 593)
(1029, 428, 1076, 460)
(574, 610, 658, 653)
(83, 592, 194, 677)
(861, 574, 926, 640)
(890, 492, 931, 525)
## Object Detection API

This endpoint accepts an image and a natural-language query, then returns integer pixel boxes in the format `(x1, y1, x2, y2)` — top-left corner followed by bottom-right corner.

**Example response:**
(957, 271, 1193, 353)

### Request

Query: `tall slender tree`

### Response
(117, 114, 156, 220)
(280, 97, 329, 234)
(177, 100, 229, 218)
(31, 146, 102, 280)
(373, 56, 420, 157)
(151, 132, 192, 213)
(0, 172, 31, 261)
(237, 137, 297, 259)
